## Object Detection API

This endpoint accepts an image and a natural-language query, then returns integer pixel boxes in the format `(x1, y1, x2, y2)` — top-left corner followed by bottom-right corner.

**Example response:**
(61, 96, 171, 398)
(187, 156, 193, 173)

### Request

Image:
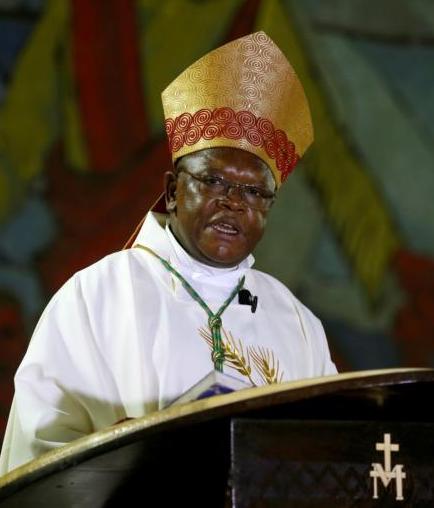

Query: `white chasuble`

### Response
(0, 212, 336, 474)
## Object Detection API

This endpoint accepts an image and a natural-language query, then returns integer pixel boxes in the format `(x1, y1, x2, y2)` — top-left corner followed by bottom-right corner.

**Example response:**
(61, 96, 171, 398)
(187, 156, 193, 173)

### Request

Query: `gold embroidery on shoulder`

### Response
(198, 326, 284, 386)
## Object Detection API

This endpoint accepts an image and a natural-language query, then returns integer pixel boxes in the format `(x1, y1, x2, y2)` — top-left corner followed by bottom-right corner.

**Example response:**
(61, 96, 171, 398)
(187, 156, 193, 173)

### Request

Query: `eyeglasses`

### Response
(177, 169, 276, 211)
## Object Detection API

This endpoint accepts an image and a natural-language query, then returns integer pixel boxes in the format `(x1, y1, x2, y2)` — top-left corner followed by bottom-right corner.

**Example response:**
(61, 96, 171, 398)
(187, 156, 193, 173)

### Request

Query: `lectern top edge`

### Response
(0, 367, 433, 495)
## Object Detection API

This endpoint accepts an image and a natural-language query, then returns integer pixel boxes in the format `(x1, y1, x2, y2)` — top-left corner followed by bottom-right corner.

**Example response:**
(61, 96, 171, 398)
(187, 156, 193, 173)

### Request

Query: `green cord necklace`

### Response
(134, 244, 245, 372)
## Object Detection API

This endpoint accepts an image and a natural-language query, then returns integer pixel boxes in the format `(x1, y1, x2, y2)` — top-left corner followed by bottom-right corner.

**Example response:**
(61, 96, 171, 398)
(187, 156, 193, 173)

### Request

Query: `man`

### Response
(0, 31, 336, 474)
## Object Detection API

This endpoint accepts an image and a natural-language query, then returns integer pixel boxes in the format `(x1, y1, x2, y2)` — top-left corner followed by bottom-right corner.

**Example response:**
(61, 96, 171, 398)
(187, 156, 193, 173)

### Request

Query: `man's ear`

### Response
(164, 170, 177, 213)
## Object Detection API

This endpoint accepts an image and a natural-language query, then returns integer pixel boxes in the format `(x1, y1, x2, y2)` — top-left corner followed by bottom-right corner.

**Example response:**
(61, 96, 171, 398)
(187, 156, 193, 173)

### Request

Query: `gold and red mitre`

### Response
(161, 31, 313, 187)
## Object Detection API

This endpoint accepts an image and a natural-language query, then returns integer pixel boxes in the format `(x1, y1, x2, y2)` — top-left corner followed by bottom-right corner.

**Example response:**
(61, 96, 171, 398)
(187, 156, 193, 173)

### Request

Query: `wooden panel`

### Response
(231, 419, 434, 507)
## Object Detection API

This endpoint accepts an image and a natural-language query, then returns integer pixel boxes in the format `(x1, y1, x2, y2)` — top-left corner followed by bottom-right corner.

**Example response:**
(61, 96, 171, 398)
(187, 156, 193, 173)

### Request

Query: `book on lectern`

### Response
(170, 370, 253, 406)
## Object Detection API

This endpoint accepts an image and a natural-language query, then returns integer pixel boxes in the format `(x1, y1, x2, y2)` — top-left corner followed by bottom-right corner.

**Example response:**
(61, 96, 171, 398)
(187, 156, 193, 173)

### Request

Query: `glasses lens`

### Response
(243, 194, 267, 210)
(189, 171, 273, 210)
(242, 186, 274, 210)
(201, 176, 226, 195)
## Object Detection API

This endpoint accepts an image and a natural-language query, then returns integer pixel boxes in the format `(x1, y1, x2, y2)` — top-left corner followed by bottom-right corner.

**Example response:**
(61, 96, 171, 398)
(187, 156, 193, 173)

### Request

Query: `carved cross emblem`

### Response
(369, 433, 406, 501)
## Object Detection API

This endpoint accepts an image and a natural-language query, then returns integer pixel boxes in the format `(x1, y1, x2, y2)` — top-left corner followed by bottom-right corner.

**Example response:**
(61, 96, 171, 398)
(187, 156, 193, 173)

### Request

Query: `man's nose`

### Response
(227, 183, 245, 201)
(218, 185, 245, 210)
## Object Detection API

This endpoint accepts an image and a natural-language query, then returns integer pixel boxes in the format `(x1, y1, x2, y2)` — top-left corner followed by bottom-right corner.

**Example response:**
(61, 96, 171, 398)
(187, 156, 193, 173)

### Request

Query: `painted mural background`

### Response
(1, 0, 434, 442)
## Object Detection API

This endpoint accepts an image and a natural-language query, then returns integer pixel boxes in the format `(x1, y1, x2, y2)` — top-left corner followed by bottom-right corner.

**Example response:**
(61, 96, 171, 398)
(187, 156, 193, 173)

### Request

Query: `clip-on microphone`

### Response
(238, 289, 258, 313)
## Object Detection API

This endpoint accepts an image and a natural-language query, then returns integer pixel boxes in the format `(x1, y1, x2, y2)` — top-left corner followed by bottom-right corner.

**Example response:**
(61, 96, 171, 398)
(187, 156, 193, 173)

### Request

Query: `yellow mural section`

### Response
(138, 0, 243, 134)
(256, 0, 401, 300)
(0, 1, 68, 222)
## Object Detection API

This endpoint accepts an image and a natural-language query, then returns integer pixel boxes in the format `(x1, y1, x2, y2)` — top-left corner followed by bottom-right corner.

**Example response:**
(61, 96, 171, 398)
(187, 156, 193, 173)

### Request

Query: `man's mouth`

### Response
(210, 221, 240, 236)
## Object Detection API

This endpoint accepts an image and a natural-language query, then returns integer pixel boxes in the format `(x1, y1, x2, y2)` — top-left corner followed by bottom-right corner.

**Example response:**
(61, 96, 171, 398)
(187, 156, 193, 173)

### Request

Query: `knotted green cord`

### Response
(134, 244, 245, 372)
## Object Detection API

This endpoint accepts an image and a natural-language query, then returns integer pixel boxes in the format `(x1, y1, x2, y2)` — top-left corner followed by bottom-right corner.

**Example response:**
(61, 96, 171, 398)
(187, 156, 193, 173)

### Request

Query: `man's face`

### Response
(166, 147, 276, 267)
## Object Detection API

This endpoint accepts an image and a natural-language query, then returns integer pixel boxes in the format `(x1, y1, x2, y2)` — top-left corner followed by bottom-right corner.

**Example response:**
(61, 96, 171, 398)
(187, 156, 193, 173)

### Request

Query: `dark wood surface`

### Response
(0, 368, 433, 507)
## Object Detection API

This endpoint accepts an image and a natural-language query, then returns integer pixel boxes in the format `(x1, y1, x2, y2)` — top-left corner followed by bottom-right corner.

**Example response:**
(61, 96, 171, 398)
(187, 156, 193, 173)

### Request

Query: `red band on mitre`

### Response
(165, 107, 300, 183)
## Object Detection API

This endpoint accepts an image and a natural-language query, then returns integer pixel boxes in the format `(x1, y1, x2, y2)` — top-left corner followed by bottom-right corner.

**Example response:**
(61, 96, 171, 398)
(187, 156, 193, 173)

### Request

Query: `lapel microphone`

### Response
(238, 289, 258, 313)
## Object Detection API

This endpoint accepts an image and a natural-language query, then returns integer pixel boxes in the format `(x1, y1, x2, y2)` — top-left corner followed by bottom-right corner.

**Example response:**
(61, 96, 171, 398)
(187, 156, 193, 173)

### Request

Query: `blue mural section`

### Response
(0, 1, 50, 320)
(0, 193, 56, 323)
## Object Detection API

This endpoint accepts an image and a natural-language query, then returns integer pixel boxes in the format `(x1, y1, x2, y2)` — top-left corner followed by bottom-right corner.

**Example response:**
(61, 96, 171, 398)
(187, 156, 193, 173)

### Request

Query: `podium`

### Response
(0, 368, 433, 507)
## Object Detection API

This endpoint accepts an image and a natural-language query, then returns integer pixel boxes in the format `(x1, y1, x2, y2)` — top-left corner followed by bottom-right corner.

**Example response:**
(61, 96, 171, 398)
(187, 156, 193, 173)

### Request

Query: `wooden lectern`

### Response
(0, 368, 433, 507)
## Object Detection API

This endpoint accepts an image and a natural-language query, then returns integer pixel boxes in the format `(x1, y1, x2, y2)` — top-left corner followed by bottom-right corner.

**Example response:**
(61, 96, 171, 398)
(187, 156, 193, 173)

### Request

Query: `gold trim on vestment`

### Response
(199, 326, 284, 385)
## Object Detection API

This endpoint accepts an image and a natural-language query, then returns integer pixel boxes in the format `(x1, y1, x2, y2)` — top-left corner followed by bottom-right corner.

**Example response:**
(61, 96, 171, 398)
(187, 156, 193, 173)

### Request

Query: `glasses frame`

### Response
(176, 168, 276, 211)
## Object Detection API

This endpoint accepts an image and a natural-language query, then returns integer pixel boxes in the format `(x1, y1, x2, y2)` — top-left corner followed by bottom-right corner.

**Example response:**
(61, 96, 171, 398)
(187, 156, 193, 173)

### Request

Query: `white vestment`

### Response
(0, 212, 336, 474)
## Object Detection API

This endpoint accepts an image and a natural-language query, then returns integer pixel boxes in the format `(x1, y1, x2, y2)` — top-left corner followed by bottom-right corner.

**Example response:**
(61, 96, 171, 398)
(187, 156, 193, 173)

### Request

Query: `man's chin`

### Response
(199, 247, 246, 268)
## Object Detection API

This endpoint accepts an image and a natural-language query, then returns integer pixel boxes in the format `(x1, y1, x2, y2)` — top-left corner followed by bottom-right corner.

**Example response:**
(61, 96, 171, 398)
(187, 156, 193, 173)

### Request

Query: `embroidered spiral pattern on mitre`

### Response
(162, 31, 313, 187)
(165, 108, 299, 182)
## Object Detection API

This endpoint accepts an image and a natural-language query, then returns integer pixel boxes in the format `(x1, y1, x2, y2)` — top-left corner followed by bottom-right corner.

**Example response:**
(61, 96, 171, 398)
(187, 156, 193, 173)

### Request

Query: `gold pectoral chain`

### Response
(198, 326, 284, 386)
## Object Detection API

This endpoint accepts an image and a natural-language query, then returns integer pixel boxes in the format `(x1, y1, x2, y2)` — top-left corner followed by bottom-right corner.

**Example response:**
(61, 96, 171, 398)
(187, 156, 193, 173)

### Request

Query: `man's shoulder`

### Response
(75, 248, 137, 275)
(76, 247, 154, 278)
(53, 248, 154, 301)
